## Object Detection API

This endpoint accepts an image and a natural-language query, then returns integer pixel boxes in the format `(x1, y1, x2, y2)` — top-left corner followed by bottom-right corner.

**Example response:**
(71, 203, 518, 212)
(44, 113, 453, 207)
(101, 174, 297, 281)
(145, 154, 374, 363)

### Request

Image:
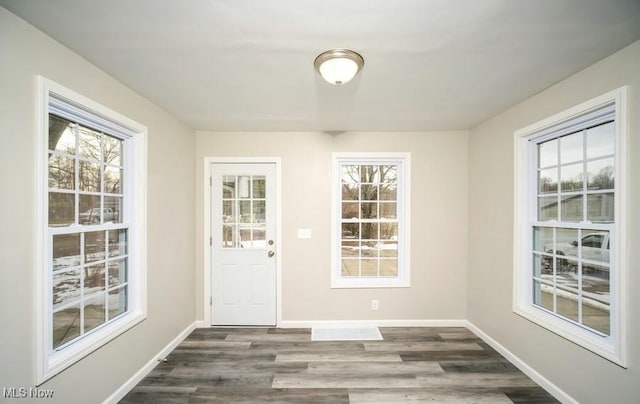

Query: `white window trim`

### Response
(513, 86, 628, 367)
(36, 77, 148, 384)
(331, 152, 411, 288)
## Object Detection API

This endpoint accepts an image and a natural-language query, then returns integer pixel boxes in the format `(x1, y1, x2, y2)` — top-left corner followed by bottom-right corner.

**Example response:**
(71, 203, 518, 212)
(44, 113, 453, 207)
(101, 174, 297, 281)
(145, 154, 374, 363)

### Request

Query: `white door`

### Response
(210, 163, 277, 325)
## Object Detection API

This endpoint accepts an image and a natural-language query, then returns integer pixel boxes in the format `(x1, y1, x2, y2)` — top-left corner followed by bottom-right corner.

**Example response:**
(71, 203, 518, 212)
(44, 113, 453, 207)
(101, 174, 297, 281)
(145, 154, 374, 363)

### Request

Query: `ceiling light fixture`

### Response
(314, 49, 364, 85)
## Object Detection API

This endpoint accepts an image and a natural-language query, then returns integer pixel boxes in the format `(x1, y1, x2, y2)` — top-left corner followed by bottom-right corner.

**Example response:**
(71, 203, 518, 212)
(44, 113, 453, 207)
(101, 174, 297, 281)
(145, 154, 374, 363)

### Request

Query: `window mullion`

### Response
(516, 91, 625, 365)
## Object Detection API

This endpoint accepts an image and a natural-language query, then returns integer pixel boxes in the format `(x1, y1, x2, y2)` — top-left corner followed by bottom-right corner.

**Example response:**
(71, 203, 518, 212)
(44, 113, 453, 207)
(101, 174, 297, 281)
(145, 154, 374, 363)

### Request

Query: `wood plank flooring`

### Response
(120, 327, 559, 403)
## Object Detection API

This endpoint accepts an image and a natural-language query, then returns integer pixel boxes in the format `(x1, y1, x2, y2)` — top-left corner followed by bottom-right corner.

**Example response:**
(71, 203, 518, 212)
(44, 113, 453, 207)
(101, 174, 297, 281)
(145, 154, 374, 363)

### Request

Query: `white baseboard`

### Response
(466, 321, 577, 404)
(193, 320, 208, 328)
(103, 321, 197, 404)
(279, 319, 468, 328)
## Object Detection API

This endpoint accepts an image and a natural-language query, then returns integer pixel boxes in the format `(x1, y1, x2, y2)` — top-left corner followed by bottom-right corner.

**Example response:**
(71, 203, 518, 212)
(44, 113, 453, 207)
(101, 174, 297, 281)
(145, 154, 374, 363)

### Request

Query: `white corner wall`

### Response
(0, 8, 196, 403)
(468, 40, 640, 403)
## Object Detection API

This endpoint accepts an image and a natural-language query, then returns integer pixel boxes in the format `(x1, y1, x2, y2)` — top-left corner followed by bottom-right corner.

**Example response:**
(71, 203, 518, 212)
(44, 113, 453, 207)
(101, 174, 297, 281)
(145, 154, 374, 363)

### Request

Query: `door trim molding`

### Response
(203, 157, 282, 326)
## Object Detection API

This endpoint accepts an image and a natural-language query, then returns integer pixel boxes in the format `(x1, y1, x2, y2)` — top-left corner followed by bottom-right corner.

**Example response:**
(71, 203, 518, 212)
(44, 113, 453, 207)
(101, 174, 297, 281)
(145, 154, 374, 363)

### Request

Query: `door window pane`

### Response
(223, 200, 235, 223)
(223, 176, 236, 198)
(252, 176, 265, 198)
(239, 200, 251, 223)
(252, 201, 266, 223)
(223, 224, 237, 248)
(238, 176, 250, 198)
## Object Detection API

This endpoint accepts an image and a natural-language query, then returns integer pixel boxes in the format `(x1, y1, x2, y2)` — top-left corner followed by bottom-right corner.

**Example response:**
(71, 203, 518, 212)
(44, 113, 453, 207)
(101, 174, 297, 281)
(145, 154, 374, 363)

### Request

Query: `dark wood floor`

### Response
(120, 327, 559, 403)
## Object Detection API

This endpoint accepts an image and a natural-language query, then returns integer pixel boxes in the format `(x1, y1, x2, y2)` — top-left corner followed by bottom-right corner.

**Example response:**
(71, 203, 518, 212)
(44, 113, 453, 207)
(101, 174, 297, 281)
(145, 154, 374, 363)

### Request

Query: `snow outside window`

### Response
(37, 78, 147, 383)
(332, 153, 411, 288)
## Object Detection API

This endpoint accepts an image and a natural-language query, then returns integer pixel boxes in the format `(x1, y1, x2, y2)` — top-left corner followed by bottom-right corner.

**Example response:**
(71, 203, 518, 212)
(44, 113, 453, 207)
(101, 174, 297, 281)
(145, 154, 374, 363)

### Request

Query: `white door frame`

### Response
(203, 157, 282, 326)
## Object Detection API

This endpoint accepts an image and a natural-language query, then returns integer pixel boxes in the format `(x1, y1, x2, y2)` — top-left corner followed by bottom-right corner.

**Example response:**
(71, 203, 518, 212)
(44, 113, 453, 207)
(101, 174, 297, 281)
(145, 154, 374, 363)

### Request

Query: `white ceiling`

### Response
(3, 0, 640, 131)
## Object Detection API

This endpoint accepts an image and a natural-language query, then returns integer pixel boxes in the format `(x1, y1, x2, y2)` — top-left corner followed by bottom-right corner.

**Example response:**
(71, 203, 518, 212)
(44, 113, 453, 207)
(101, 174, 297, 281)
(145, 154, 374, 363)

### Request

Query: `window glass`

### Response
(336, 159, 405, 285)
(48, 114, 130, 350)
(530, 112, 615, 336)
(515, 91, 626, 366)
(221, 175, 267, 249)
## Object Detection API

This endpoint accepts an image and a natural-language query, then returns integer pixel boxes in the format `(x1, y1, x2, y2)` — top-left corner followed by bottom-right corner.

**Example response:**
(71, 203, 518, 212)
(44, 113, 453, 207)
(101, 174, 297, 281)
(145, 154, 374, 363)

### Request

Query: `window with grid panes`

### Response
(38, 78, 147, 383)
(332, 154, 410, 288)
(513, 87, 627, 366)
(221, 175, 266, 248)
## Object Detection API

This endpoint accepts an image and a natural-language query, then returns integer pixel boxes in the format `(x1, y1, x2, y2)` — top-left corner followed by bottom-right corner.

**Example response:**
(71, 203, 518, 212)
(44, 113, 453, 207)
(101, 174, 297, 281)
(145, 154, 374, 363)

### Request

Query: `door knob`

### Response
(268, 250, 275, 258)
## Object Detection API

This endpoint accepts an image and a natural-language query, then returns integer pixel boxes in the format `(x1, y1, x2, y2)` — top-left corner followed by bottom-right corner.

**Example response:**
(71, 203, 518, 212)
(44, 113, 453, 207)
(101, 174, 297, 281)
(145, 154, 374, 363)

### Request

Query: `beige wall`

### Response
(195, 131, 469, 322)
(468, 40, 640, 403)
(0, 8, 195, 403)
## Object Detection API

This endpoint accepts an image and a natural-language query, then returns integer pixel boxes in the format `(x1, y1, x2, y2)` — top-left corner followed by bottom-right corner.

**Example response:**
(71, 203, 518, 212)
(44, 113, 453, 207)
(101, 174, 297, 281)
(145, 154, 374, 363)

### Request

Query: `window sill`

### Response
(513, 303, 625, 368)
(331, 277, 410, 289)
(39, 307, 145, 385)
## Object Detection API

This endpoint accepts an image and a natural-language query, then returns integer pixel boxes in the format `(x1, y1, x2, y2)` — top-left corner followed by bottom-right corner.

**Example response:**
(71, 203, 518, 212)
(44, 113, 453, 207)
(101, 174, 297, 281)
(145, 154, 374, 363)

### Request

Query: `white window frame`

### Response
(331, 153, 411, 288)
(36, 77, 148, 384)
(513, 87, 628, 367)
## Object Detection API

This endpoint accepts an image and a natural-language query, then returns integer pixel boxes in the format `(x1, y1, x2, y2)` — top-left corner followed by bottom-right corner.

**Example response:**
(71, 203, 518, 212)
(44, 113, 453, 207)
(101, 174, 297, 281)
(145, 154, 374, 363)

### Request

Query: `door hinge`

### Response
(209, 296, 212, 306)
(209, 237, 212, 246)
(209, 177, 212, 186)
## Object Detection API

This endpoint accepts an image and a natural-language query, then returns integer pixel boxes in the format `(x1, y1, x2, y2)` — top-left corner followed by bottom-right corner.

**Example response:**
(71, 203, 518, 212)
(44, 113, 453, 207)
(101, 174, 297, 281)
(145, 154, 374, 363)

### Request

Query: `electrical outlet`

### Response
(371, 299, 379, 311)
